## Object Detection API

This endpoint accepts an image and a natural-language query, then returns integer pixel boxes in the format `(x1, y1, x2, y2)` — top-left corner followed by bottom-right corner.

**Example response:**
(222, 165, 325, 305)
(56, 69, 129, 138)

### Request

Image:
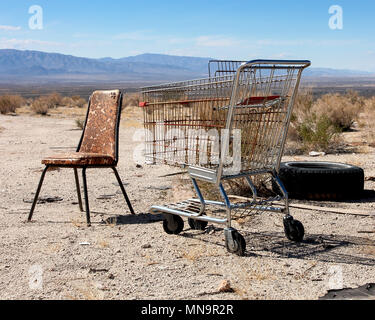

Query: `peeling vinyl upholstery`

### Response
(42, 90, 120, 166)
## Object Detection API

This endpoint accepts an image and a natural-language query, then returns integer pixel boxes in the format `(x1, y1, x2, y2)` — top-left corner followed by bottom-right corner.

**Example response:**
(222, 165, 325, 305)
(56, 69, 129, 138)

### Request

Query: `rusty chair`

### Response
(28, 89, 134, 226)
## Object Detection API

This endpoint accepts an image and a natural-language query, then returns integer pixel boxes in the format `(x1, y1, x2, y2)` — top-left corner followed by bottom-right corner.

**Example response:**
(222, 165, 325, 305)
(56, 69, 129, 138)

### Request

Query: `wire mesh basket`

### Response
(140, 59, 310, 255)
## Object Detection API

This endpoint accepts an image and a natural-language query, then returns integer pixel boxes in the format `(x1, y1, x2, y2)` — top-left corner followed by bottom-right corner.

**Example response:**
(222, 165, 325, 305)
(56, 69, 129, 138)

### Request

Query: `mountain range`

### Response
(0, 49, 373, 84)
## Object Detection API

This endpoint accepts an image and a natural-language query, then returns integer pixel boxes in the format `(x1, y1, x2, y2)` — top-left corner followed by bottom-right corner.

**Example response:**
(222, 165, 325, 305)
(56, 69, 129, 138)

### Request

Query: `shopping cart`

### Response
(140, 59, 311, 256)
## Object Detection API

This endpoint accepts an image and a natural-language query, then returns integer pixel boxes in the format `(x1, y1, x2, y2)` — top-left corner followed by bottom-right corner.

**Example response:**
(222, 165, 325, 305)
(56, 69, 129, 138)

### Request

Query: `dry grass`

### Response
(359, 96, 375, 146)
(123, 93, 141, 108)
(31, 96, 54, 115)
(67, 281, 105, 300)
(287, 90, 363, 153)
(313, 91, 364, 131)
(181, 243, 221, 262)
(97, 239, 110, 249)
(75, 119, 85, 130)
(231, 258, 277, 299)
(48, 92, 63, 107)
(31, 93, 87, 115)
(61, 95, 87, 108)
(0, 95, 24, 114)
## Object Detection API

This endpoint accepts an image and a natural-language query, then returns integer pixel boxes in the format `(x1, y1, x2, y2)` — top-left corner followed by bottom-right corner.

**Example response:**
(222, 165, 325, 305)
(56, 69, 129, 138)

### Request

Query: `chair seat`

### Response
(42, 152, 115, 166)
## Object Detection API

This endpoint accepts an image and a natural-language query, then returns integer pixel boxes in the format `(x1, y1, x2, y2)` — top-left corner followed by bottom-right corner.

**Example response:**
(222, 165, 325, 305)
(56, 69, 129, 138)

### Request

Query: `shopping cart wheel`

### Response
(188, 217, 208, 230)
(224, 228, 246, 256)
(283, 216, 305, 242)
(163, 214, 184, 235)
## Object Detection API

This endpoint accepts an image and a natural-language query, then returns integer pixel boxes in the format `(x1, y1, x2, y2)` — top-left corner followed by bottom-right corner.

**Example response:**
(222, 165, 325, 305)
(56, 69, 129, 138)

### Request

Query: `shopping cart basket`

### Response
(140, 59, 311, 256)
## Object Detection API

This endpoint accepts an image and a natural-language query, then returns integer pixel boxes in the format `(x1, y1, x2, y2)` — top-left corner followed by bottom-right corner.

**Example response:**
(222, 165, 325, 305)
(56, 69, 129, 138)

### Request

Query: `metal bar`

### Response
(81, 167, 91, 226)
(112, 167, 135, 215)
(191, 178, 205, 215)
(219, 183, 232, 228)
(149, 205, 227, 224)
(271, 170, 290, 216)
(74, 168, 84, 212)
(28, 165, 49, 222)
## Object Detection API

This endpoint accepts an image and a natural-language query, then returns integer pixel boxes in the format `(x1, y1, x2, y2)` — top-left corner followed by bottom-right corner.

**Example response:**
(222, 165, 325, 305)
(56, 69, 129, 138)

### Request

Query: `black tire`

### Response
(225, 231, 246, 256)
(283, 216, 305, 242)
(274, 162, 364, 200)
(162, 215, 184, 235)
(188, 218, 208, 230)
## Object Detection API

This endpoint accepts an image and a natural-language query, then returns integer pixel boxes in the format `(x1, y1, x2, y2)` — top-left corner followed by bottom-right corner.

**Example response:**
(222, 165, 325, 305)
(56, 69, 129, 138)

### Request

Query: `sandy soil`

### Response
(0, 110, 374, 300)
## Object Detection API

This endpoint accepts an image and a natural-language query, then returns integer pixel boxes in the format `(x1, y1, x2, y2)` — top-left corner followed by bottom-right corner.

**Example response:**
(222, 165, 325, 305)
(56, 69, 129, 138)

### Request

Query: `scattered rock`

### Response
(147, 186, 171, 191)
(108, 274, 115, 280)
(79, 242, 91, 246)
(89, 268, 109, 273)
(136, 164, 143, 169)
(141, 244, 152, 249)
(97, 194, 116, 200)
(309, 151, 326, 157)
(218, 280, 234, 293)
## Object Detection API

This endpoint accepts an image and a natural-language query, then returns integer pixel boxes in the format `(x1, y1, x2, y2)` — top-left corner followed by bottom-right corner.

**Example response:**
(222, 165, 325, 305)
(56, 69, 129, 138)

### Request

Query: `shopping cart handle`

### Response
(139, 102, 148, 107)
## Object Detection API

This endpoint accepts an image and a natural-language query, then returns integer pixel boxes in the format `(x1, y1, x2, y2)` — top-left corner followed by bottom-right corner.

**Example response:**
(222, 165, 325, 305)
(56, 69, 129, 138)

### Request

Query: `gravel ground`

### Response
(0, 113, 374, 300)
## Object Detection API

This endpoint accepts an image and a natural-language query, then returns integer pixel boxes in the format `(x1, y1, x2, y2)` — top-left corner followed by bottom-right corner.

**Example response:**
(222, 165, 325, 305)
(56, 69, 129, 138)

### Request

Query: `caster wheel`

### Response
(225, 228, 246, 256)
(163, 215, 184, 235)
(188, 217, 208, 230)
(283, 216, 305, 242)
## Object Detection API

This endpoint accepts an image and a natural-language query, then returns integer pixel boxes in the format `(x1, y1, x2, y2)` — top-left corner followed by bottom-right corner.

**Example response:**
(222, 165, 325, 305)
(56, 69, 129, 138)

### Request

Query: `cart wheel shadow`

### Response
(179, 227, 375, 265)
(242, 231, 375, 265)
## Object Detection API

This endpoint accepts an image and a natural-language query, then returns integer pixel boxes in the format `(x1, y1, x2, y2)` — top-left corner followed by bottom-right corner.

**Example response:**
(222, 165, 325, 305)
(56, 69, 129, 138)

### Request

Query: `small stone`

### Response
(309, 151, 326, 157)
(141, 244, 152, 249)
(218, 280, 234, 293)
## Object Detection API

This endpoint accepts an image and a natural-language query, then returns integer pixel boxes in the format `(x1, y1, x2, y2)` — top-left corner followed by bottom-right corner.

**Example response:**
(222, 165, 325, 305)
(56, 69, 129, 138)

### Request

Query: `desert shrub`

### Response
(288, 90, 341, 152)
(31, 96, 55, 115)
(47, 92, 63, 107)
(297, 114, 340, 151)
(75, 98, 87, 108)
(359, 96, 375, 146)
(0, 95, 24, 114)
(61, 95, 86, 108)
(61, 96, 74, 107)
(123, 93, 141, 108)
(312, 91, 363, 131)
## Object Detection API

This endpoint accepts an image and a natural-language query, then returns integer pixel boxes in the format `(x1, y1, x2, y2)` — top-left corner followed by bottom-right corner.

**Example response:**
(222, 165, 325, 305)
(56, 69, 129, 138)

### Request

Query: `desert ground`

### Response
(0, 105, 374, 300)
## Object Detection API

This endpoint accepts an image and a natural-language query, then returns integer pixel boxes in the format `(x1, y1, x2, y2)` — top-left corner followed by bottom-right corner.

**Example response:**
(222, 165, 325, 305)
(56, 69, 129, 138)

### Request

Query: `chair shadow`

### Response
(101, 213, 164, 225)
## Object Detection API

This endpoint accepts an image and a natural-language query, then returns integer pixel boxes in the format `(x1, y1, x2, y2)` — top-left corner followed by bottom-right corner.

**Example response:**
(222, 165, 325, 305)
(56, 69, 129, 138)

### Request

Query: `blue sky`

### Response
(0, 0, 374, 71)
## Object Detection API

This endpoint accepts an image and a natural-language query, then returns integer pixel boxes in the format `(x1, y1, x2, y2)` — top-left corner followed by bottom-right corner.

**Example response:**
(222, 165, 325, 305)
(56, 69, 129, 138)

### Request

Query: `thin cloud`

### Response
(0, 38, 62, 49)
(0, 25, 21, 31)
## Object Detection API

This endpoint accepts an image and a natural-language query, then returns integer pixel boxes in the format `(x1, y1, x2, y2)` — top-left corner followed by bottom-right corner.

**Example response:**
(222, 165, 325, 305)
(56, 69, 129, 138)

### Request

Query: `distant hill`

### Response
(0, 49, 373, 84)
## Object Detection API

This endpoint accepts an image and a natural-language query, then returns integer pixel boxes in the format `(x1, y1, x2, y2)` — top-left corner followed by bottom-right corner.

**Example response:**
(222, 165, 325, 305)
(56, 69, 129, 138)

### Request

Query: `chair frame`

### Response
(28, 91, 135, 226)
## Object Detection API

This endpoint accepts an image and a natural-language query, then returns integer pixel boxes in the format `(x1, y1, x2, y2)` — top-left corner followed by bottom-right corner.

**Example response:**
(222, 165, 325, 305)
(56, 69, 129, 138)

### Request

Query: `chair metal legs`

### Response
(28, 165, 49, 222)
(28, 166, 134, 226)
(112, 167, 135, 215)
(74, 168, 84, 212)
(81, 167, 91, 226)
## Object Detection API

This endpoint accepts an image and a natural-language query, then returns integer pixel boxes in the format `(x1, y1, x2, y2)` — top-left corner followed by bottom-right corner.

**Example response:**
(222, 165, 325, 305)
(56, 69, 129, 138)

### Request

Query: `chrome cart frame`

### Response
(140, 59, 311, 255)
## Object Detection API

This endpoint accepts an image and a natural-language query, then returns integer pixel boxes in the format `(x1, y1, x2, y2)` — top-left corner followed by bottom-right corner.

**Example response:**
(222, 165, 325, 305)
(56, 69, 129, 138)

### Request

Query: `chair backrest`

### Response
(77, 90, 123, 164)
